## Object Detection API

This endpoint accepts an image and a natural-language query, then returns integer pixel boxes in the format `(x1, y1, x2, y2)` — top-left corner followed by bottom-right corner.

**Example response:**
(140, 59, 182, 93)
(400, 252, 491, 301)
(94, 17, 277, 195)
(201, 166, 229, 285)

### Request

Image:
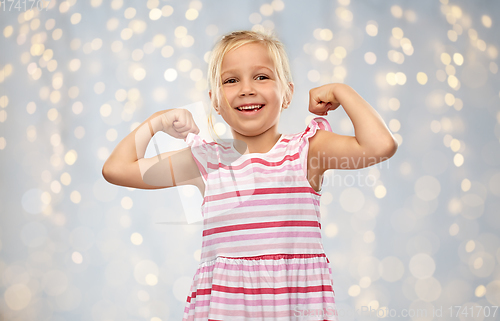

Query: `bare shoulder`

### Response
(304, 129, 338, 191)
(109, 146, 204, 193)
(149, 146, 205, 193)
(169, 146, 205, 193)
(308, 128, 363, 171)
(308, 128, 397, 171)
(308, 128, 351, 158)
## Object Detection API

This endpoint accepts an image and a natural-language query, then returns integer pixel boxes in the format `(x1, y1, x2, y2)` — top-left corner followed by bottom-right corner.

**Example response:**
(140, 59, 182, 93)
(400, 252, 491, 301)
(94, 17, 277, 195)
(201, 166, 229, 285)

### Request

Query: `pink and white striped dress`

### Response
(182, 117, 339, 321)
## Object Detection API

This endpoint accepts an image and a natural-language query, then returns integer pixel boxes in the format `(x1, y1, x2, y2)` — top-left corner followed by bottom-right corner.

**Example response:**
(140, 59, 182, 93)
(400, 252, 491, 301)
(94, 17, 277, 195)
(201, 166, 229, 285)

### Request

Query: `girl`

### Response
(103, 30, 398, 320)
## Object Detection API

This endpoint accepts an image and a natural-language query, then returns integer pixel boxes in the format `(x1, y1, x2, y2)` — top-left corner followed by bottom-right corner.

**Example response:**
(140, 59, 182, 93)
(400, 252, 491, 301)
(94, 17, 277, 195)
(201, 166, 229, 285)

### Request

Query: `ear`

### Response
(282, 82, 294, 109)
(288, 82, 295, 101)
(209, 90, 220, 114)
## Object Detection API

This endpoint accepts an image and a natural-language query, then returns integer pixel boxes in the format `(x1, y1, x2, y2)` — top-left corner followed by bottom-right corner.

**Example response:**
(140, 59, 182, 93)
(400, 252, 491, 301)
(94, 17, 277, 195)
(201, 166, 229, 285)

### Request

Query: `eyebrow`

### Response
(221, 65, 275, 77)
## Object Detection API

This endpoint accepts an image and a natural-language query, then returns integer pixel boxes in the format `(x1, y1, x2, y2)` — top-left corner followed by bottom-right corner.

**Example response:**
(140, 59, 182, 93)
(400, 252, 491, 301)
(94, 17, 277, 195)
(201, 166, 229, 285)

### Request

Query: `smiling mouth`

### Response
(236, 104, 264, 111)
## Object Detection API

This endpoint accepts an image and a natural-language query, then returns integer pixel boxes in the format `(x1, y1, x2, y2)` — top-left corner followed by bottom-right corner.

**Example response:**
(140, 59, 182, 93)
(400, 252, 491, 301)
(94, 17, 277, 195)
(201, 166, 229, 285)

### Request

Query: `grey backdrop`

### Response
(1, 0, 500, 320)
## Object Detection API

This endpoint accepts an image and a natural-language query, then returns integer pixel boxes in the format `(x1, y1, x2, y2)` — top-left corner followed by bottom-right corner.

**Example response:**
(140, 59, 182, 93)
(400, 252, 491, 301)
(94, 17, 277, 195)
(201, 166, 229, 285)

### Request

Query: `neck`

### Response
(231, 125, 281, 154)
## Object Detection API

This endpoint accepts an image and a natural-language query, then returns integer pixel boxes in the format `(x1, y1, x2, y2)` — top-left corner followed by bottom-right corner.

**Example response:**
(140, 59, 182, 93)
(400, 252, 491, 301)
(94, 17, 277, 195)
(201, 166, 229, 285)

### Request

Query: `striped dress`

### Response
(182, 117, 339, 321)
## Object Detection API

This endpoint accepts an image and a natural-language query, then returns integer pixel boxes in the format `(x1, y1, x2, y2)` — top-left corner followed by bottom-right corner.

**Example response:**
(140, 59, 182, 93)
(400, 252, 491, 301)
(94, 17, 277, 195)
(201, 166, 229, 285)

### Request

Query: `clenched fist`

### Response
(160, 108, 200, 139)
(309, 84, 341, 116)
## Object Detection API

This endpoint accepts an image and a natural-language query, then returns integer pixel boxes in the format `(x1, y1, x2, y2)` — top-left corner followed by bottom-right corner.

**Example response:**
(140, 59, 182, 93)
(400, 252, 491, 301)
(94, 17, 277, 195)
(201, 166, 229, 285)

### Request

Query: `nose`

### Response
(239, 79, 255, 96)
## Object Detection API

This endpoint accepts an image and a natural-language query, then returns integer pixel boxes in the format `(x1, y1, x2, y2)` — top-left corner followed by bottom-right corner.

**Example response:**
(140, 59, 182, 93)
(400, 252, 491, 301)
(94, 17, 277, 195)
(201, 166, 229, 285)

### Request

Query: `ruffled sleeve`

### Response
(299, 117, 333, 186)
(185, 132, 210, 185)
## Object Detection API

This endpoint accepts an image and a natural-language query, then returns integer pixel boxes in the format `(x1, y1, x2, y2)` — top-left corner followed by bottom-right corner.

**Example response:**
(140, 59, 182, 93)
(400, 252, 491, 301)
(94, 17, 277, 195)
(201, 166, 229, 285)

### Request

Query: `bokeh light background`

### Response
(1, 0, 500, 320)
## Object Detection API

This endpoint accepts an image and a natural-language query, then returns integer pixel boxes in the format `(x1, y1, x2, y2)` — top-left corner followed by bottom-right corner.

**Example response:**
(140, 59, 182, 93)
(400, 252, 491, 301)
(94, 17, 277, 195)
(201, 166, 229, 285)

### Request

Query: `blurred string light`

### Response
(0, 0, 499, 320)
(289, 0, 498, 313)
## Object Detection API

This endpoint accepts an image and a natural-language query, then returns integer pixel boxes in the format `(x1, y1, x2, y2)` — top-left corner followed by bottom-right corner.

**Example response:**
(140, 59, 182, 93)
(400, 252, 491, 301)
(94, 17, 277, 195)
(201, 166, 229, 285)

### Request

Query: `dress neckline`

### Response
(231, 134, 285, 157)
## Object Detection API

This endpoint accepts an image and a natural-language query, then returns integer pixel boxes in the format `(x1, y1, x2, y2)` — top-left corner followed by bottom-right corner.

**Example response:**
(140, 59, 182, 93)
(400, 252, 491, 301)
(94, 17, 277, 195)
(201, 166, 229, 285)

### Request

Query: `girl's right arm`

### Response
(101, 109, 203, 191)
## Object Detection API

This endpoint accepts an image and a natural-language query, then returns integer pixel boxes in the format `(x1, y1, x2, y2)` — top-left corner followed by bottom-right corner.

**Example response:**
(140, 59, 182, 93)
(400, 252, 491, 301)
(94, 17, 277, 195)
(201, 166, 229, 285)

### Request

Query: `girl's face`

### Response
(213, 42, 287, 137)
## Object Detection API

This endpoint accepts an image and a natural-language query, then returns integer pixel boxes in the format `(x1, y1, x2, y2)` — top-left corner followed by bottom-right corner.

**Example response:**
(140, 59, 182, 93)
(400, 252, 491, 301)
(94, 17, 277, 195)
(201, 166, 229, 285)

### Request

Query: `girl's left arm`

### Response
(308, 83, 398, 171)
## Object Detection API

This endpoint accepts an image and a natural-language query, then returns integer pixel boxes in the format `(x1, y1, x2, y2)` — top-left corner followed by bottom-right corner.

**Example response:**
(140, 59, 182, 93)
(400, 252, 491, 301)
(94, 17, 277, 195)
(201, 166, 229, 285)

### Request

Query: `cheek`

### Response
(220, 86, 237, 99)
(214, 89, 227, 106)
(261, 85, 281, 98)
(270, 89, 285, 104)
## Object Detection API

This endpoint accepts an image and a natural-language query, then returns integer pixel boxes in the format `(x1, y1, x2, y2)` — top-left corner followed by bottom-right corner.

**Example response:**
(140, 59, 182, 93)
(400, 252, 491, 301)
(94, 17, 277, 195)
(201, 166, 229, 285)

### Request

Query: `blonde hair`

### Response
(206, 30, 293, 140)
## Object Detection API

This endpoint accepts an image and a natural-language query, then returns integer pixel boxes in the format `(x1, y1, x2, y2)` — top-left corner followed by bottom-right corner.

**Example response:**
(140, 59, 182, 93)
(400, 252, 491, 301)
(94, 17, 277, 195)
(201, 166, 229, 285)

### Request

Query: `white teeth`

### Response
(237, 105, 262, 110)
